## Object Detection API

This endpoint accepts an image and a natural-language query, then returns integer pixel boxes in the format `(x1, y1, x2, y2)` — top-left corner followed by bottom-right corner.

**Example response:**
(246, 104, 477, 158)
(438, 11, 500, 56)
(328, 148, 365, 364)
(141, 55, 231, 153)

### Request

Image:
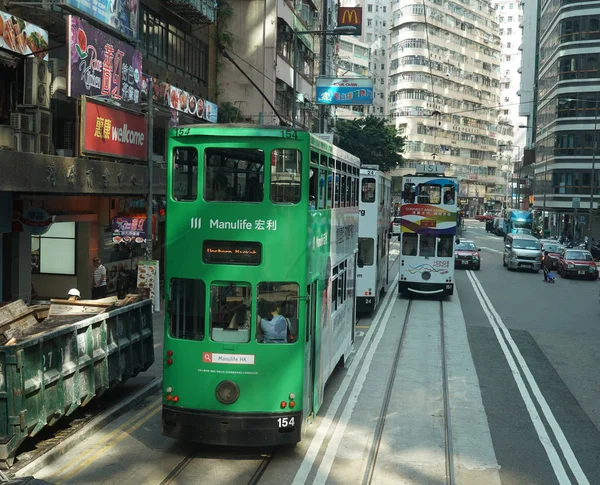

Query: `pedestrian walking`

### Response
(92, 257, 107, 299)
(542, 250, 553, 282)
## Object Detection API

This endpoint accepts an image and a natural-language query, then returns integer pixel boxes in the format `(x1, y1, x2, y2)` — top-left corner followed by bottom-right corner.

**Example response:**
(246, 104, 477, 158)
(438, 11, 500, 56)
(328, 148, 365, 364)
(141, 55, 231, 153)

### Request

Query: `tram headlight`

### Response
(216, 380, 240, 404)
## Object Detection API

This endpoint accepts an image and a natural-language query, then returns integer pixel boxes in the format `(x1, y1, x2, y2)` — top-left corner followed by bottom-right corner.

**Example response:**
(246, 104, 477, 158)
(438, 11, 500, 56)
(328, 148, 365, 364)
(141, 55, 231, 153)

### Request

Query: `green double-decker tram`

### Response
(162, 125, 360, 446)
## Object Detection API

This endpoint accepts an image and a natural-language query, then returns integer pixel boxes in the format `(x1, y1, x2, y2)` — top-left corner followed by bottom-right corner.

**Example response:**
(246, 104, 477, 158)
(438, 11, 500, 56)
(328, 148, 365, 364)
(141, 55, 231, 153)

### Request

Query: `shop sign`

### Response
(0, 10, 49, 61)
(112, 216, 146, 242)
(62, 0, 139, 40)
(81, 98, 147, 160)
(316, 78, 373, 105)
(67, 15, 142, 102)
(13, 207, 54, 235)
(141, 75, 218, 123)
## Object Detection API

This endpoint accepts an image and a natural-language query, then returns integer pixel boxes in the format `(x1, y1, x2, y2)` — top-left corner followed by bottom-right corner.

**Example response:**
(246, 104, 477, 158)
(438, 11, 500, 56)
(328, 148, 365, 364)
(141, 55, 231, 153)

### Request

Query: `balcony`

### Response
(164, 0, 216, 23)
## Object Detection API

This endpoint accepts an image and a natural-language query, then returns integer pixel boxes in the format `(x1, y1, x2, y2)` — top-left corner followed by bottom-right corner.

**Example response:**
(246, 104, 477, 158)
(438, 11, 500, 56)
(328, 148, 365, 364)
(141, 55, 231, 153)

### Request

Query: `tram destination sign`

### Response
(202, 240, 262, 266)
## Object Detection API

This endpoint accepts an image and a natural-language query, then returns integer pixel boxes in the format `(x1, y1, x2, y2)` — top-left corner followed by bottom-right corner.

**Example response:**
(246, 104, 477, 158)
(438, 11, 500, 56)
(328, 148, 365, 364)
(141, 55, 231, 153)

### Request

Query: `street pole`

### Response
(146, 78, 154, 260)
(588, 94, 598, 248)
(291, 31, 298, 128)
(318, 0, 328, 133)
(542, 148, 548, 232)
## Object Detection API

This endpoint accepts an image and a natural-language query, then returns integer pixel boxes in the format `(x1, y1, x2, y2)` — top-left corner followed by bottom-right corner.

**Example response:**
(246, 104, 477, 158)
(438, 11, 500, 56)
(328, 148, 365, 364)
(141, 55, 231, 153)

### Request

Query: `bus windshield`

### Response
(513, 239, 541, 250)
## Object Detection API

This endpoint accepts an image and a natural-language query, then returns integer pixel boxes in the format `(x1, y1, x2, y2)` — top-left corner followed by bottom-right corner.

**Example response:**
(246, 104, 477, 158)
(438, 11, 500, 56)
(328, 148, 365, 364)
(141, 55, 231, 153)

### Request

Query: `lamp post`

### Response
(291, 26, 358, 128)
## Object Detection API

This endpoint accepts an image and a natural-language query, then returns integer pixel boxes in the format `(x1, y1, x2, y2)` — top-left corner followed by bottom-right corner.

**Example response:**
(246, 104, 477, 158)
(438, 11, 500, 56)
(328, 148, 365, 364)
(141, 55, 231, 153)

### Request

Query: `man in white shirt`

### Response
(92, 257, 107, 299)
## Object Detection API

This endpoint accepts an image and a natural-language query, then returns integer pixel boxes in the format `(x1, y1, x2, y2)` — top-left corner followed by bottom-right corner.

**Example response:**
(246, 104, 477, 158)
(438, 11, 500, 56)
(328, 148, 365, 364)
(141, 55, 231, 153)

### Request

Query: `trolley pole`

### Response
(146, 78, 154, 260)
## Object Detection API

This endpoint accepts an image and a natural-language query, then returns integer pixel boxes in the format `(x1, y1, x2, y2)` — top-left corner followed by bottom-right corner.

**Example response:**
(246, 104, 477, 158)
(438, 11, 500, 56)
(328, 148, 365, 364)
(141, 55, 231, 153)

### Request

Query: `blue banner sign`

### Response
(316, 78, 374, 105)
(64, 0, 139, 40)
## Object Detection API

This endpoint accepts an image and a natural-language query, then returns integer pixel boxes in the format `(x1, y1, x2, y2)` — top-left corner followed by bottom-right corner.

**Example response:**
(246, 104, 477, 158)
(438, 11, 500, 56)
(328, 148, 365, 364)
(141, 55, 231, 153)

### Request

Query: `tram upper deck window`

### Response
(443, 184, 456, 205)
(168, 278, 205, 341)
(271, 149, 302, 204)
(403, 183, 415, 203)
(204, 148, 264, 202)
(256, 283, 299, 343)
(362, 178, 376, 203)
(172, 147, 198, 201)
(209, 282, 251, 343)
(417, 184, 441, 204)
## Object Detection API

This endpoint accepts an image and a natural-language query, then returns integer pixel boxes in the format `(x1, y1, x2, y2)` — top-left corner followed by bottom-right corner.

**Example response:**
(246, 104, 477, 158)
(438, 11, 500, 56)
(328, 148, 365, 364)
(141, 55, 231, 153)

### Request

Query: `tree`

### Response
(218, 101, 243, 123)
(335, 116, 405, 172)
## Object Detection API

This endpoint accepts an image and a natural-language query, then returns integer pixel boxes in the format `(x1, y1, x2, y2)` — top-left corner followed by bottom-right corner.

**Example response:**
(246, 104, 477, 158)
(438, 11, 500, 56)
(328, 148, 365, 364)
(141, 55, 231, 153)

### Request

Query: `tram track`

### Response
(362, 299, 455, 485)
(157, 447, 274, 485)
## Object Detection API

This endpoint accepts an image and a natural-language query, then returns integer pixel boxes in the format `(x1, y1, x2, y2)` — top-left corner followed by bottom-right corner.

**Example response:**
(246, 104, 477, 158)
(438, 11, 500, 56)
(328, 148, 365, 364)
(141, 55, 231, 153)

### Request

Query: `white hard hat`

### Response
(68, 288, 81, 297)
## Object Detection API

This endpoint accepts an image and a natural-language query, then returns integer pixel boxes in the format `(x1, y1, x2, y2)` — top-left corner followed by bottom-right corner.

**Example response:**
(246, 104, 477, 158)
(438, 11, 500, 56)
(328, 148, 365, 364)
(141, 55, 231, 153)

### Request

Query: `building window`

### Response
(366, 33, 372, 42)
(368, 19, 372, 26)
(31, 222, 76, 275)
(140, 6, 208, 84)
(368, 4, 373, 12)
(500, 29, 504, 35)
(507, 28, 512, 34)
(507, 42, 511, 48)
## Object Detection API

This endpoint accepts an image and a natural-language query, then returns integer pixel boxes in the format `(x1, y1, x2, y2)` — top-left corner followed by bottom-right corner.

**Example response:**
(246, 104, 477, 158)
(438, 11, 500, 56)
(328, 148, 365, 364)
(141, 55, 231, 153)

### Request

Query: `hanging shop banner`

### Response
(12, 207, 54, 235)
(62, 0, 139, 40)
(315, 78, 373, 105)
(0, 10, 49, 60)
(112, 216, 146, 242)
(67, 15, 142, 101)
(141, 75, 218, 123)
(81, 98, 147, 160)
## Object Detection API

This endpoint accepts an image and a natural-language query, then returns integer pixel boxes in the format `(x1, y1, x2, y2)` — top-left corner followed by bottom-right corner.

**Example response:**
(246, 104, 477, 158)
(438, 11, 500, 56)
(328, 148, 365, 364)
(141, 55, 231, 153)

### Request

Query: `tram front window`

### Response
(358, 237, 375, 266)
(420, 235, 436, 257)
(256, 283, 299, 343)
(271, 149, 302, 204)
(437, 235, 454, 257)
(402, 233, 418, 256)
(362, 178, 376, 203)
(417, 184, 441, 204)
(204, 148, 265, 202)
(209, 283, 252, 343)
(169, 278, 205, 341)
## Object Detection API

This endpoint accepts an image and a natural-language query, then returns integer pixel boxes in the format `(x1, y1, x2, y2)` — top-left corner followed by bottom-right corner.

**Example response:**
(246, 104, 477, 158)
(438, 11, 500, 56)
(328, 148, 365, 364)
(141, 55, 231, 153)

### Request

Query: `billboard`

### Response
(81, 98, 147, 160)
(63, 0, 139, 40)
(67, 15, 143, 102)
(338, 7, 362, 35)
(0, 10, 49, 61)
(315, 78, 373, 105)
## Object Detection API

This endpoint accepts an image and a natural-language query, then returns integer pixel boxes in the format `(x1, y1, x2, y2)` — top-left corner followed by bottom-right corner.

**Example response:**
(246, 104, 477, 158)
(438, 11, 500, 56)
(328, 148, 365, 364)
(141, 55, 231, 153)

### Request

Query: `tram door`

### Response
(303, 282, 317, 422)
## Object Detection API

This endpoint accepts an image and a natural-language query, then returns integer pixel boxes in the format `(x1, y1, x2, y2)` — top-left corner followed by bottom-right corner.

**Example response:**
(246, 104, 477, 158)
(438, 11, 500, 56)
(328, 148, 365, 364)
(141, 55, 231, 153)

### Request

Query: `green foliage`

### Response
(218, 101, 243, 123)
(335, 116, 405, 172)
(215, 1, 235, 101)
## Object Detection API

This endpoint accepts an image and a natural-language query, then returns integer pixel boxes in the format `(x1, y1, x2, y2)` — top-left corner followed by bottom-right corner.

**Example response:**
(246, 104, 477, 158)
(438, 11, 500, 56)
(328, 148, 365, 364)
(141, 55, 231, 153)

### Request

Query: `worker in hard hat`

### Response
(67, 288, 81, 301)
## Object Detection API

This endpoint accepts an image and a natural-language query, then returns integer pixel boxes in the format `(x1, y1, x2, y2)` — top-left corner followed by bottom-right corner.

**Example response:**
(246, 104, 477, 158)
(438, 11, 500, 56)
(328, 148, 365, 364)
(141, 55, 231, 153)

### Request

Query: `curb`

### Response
(13, 377, 163, 479)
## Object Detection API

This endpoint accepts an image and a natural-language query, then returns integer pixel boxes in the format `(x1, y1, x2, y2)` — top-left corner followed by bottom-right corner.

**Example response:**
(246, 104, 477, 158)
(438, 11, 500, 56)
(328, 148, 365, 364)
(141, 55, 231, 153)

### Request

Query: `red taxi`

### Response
(540, 240, 563, 269)
(557, 249, 599, 280)
(455, 239, 481, 270)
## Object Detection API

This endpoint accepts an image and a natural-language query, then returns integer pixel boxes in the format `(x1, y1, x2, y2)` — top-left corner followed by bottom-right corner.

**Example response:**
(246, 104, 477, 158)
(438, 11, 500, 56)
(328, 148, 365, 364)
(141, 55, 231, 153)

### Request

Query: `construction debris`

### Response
(0, 294, 143, 346)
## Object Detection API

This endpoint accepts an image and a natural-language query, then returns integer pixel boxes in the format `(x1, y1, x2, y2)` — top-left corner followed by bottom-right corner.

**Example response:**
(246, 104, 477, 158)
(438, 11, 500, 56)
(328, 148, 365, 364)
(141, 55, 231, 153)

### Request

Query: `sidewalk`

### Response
(12, 309, 165, 479)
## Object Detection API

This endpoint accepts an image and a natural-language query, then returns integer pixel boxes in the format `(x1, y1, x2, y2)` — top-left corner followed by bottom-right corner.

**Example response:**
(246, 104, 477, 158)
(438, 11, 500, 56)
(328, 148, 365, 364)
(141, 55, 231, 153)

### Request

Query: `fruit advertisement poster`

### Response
(0, 10, 49, 60)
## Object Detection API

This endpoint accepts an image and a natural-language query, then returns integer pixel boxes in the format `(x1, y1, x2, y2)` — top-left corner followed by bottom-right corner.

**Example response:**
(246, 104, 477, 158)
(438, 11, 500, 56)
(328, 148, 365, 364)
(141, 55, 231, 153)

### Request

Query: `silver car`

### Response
(503, 234, 542, 272)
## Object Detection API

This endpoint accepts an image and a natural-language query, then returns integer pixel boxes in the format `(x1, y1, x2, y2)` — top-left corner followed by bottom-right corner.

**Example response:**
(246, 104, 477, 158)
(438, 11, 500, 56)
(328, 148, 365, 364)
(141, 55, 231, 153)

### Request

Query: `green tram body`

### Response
(162, 125, 360, 446)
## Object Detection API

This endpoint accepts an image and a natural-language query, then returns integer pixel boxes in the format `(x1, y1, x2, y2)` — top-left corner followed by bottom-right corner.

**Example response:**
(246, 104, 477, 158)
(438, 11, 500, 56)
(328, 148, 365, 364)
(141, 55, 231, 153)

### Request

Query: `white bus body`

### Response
(357, 166, 392, 313)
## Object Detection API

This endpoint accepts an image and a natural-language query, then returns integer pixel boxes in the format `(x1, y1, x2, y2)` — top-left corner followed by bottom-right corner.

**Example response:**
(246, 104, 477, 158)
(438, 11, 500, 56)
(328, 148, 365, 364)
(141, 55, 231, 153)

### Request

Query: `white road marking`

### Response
(311, 286, 398, 485)
(466, 270, 590, 485)
(291, 275, 399, 485)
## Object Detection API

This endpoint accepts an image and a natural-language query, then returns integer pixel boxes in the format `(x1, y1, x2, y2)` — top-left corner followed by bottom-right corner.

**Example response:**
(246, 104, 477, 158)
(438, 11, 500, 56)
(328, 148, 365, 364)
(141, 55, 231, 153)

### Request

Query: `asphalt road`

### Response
(457, 219, 600, 485)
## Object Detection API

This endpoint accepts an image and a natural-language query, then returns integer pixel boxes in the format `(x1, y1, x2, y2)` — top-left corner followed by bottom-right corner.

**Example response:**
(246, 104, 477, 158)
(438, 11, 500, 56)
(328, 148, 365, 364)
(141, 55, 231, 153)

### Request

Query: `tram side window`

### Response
(209, 283, 251, 343)
(172, 147, 198, 201)
(256, 283, 299, 343)
(327, 172, 333, 209)
(334, 173, 341, 208)
(443, 184, 456, 205)
(358, 237, 374, 267)
(417, 184, 441, 204)
(318, 169, 327, 209)
(402, 233, 418, 256)
(204, 148, 264, 202)
(331, 266, 338, 311)
(361, 178, 376, 203)
(348, 176, 354, 207)
(420, 235, 436, 257)
(168, 278, 205, 341)
(309, 167, 318, 210)
(437, 235, 454, 257)
(354, 178, 359, 206)
(341, 175, 346, 207)
(271, 149, 302, 204)
(403, 183, 415, 203)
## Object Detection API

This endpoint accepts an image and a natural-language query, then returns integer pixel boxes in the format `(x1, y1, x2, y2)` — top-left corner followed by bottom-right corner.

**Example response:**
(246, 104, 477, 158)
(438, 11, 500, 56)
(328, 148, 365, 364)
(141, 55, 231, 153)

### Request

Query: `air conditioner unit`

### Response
(14, 133, 35, 153)
(48, 58, 66, 79)
(51, 76, 67, 97)
(0, 125, 15, 150)
(10, 113, 34, 132)
(37, 134, 51, 155)
(23, 58, 51, 109)
(26, 108, 52, 136)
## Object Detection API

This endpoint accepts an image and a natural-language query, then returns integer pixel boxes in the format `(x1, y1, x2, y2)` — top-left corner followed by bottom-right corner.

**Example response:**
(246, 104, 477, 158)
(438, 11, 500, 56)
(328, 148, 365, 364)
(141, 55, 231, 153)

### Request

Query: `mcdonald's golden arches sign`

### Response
(338, 7, 362, 35)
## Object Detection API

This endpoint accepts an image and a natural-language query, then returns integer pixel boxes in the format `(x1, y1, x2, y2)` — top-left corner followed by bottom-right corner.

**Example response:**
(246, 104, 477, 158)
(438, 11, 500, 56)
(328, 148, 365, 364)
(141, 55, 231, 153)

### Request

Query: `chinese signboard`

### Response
(67, 16, 142, 102)
(141, 75, 218, 123)
(81, 98, 147, 160)
(63, 0, 138, 40)
(112, 216, 146, 242)
(338, 7, 362, 35)
(0, 10, 49, 61)
(316, 78, 373, 105)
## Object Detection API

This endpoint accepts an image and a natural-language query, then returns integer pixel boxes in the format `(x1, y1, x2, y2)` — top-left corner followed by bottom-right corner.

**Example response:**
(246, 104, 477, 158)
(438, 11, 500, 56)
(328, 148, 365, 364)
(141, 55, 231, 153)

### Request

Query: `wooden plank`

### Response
(49, 296, 117, 307)
(0, 301, 40, 339)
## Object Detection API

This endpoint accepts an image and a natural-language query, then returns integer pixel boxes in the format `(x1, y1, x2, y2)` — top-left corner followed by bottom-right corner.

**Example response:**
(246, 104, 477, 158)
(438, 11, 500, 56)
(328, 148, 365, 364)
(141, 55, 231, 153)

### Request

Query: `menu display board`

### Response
(137, 260, 159, 311)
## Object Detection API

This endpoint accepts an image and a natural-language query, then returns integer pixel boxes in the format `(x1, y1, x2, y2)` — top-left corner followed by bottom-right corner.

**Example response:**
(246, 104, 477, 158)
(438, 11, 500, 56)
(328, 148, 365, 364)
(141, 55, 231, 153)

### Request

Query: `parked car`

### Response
(455, 239, 481, 270)
(540, 240, 563, 269)
(557, 248, 599, 280)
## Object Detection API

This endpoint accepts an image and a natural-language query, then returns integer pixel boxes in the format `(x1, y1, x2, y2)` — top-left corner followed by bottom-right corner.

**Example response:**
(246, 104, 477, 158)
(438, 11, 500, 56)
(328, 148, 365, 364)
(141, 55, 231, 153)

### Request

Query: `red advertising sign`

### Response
(81, 98, 147, 160)
(338, 7, 362, 35)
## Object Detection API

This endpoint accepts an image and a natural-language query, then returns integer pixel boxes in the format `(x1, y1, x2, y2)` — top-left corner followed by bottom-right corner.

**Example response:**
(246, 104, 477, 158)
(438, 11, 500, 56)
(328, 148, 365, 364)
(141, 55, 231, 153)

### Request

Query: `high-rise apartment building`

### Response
(388, 0, 504, 214)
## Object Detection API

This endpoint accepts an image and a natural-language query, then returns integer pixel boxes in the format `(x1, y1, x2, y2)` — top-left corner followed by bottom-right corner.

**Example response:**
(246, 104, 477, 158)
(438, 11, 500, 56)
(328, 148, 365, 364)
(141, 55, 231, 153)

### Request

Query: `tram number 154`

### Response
(277, 417, 295, 428)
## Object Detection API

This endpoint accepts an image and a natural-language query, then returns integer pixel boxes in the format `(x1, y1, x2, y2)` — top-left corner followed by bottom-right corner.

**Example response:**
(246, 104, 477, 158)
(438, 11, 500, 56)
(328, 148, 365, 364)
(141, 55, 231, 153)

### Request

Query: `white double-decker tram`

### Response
(398, 165, 459, 298)
(356, 165, 392, 313)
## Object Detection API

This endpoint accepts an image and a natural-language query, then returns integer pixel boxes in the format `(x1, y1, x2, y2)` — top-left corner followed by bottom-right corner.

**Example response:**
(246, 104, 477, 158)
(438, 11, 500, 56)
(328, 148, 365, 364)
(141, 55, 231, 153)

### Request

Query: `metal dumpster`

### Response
(0, 299, 154, 468)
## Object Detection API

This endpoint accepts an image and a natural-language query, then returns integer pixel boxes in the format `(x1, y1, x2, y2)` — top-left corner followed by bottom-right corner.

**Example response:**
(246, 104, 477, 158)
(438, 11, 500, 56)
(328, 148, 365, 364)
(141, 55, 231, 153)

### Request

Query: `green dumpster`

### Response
(0, 300, 154, 468)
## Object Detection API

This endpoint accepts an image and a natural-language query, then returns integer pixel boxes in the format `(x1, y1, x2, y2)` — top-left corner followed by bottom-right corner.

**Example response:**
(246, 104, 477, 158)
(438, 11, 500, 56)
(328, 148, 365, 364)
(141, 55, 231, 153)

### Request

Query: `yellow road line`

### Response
(49, 397, 162, 483)
(356, 325, 371, 329)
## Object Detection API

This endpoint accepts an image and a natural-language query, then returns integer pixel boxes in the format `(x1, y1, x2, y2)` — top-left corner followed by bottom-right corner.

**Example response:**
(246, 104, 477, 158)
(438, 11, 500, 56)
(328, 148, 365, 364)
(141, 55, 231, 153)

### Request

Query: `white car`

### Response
(391, 217, 401, 236)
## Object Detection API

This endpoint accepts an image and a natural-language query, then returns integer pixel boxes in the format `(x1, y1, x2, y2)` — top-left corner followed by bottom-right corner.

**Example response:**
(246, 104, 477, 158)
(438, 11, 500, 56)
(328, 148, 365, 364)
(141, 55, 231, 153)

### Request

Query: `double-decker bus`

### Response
(398, 166, 459, 297)
(356, 165, 392, 313)
(162, 125, 360, 446)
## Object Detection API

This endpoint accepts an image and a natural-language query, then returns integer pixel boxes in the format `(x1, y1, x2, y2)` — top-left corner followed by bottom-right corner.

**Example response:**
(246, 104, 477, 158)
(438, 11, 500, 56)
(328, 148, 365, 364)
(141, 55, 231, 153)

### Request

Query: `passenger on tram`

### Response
(259, 300, 289, 343)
